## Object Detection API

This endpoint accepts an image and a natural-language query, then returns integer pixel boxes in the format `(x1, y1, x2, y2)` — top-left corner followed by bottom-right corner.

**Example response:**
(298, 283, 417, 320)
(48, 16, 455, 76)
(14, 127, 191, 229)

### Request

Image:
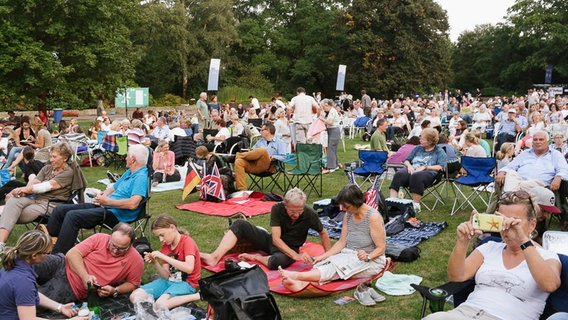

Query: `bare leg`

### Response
(278, 266, 322, 291)
(238, 253, 270, 267)
(411, 193, 422, 203)
(0, 228, 10, 243)
(389, 189, 398, 198)
(200, 230, 238, 266)
(155, 293, 201, 310)
(129, 288, 150, 304)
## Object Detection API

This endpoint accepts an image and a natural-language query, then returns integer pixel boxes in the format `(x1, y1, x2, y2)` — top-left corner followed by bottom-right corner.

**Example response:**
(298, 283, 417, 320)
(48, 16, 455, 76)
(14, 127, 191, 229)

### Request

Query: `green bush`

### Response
(217, 85, 273, 104)
(152, 93, 186, 107)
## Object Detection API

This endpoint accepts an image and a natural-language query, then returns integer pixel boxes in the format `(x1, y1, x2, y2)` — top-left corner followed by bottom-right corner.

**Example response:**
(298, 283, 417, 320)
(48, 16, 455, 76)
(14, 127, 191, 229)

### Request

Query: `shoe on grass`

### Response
(367, 288, 386, 303)
(354, 284, 375, 306)
(413, 202, 421, 213)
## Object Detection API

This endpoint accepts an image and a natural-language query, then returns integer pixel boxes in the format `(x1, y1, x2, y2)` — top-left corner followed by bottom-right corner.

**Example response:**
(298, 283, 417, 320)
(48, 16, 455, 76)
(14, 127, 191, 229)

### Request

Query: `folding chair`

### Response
(286, 143, 323, 198)
(59, 133, 93, 167)
(248, 159, 287, 193)
(352, 150, 388, 189)
(112, 136, 128, 169)
(450, 156, 496, 215)
(97, 147, 153, 238)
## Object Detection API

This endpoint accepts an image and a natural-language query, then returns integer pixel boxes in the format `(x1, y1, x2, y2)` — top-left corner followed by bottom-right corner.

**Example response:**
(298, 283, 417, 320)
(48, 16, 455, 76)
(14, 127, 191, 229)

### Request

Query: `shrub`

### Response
(153, 94, 186, 107)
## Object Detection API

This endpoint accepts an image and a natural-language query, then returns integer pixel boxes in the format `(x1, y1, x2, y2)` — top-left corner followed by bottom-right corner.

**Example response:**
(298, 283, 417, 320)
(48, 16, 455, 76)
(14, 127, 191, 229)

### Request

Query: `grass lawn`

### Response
(5, 134, 564, 319)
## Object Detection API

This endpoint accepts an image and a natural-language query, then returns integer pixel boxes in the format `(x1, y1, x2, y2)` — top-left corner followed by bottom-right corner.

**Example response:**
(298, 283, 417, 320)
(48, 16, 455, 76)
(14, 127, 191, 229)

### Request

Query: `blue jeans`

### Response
(2, 146, 22, 169)
(47, 203, 119, 254)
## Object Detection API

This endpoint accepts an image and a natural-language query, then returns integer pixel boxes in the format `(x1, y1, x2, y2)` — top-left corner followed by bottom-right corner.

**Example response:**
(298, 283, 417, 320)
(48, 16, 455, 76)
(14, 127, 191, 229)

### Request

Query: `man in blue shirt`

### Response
(489, 131, 568, 221)
(47, 144, 150, 254)
(234, 123, 286, 191)
(495, 107, 528, 151)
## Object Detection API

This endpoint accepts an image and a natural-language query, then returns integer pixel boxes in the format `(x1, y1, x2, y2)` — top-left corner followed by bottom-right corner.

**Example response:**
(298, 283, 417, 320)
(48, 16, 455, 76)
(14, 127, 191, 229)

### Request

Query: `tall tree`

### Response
(339, 0, 451, 97)
(0, 0, 140, 110)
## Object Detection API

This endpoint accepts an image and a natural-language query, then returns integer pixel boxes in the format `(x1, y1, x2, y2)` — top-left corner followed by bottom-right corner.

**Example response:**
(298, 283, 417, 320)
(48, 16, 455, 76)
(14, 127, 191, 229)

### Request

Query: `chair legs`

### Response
(450, 183, 493, 215)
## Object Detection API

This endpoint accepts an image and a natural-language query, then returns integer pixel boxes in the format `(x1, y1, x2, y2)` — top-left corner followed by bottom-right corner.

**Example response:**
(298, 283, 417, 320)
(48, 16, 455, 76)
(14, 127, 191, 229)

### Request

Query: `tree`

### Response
(0, 0, 141, 110)
(338, 0, 451, 97)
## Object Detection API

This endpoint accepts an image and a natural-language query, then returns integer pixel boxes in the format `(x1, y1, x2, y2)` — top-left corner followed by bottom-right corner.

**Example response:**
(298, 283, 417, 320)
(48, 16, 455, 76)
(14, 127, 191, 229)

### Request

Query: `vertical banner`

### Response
(545, 63, 553, 84)
(336, 64, 347, 91)
(208, 59, 221, 91)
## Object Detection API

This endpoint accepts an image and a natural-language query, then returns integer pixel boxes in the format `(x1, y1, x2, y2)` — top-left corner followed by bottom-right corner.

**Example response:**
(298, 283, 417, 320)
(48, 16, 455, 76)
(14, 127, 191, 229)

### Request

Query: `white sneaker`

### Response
(0, 242, 5, 255)
(354, 284, 376, 306)
(413, 202, 421, 213)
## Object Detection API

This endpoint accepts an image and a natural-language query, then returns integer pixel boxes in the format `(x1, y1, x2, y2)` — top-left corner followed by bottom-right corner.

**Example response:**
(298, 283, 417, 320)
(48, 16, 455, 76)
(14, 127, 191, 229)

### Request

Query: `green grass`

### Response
(6, 136, 565, 319)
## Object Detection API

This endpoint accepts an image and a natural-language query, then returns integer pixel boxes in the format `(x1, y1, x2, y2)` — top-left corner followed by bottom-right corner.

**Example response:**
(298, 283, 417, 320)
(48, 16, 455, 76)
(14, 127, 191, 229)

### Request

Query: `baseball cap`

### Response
(528, 187, 561, 213)
(425, 109, 431, 114)
(507, 109, 516, 113)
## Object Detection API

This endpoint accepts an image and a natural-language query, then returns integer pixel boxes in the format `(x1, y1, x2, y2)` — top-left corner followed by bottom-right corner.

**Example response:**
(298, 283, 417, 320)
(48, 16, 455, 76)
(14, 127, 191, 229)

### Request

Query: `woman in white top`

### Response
(229, 113, 244, 137)
(424, 191, 561, 320)
(462, 132, 486, 158)
(274, 108, 291, 154)
(205, 119, 230, 152)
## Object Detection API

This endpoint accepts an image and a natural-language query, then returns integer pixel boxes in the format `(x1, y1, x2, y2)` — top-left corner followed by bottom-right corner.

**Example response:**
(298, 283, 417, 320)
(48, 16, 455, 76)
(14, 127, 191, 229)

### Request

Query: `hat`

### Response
(453, 111, 460, 115)
(528, 187, 561, 213)
(507, 109, 516, 113)
(425, 109, 431, 114)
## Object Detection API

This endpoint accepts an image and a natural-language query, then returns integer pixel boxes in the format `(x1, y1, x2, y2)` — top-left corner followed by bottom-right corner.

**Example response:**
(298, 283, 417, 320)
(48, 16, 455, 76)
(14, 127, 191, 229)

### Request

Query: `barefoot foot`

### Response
(200, 253, 220, 266)
(238, 253, 262, 262)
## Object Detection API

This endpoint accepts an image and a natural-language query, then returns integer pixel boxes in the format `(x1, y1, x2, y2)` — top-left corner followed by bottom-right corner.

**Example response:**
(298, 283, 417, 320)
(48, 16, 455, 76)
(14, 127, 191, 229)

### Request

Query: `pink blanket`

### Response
(203, 242, 392, 297)
(177, 197, 276, 217)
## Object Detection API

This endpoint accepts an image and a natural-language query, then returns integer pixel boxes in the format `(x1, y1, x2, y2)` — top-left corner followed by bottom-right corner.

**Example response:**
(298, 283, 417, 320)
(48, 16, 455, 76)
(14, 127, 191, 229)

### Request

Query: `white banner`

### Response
(336, 64, 346, 91)
(208, 59, 221, 91)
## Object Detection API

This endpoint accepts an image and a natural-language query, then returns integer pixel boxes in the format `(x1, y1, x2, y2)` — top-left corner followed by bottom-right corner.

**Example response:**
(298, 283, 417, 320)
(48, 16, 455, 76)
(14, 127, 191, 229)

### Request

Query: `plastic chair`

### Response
(287, 143, 323, 198)
(352, 150, 388, 189)
(449, 156, 496, 215)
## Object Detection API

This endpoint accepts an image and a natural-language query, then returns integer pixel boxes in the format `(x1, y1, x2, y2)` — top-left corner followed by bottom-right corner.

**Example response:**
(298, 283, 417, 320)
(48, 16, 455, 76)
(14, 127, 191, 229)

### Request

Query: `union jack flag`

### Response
(200, 162, 226, 201)
(365, 176, 379, 209)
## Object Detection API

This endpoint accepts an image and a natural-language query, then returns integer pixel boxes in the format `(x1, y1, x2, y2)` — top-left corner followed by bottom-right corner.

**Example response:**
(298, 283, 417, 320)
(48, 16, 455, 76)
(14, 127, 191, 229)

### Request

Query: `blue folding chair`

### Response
(352, 150, 388, 189)
(450, 156, 496, 215)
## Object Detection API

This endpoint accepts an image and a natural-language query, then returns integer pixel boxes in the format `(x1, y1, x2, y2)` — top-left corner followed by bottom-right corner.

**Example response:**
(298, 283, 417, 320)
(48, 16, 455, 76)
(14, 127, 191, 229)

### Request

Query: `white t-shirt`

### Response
(462, 241, 559, 320)
(290, 93, 318, 124)
(250, 98, 260, 110)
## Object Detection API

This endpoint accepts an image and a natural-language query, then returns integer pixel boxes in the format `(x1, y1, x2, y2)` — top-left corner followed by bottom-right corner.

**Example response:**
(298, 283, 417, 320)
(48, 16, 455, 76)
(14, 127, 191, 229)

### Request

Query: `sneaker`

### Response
(354, 284, 376, 306)
(413, 202, 421, 213)
(367, 288, 386, 303)
(0, 242, 5, 255)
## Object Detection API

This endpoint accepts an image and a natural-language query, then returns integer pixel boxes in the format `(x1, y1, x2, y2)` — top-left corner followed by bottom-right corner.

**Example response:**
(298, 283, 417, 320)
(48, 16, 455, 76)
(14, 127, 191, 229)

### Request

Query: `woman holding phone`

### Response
(424, 191, 561, 320)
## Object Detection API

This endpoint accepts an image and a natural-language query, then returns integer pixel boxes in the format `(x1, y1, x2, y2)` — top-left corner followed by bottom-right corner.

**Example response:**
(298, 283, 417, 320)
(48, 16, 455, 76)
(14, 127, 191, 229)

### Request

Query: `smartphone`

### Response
(472, 213, 503, 232)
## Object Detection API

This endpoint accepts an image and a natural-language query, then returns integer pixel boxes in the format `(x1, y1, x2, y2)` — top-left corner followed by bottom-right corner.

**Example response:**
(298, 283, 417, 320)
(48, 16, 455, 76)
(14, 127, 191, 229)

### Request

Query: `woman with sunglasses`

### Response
(0, 230, 83, 319)
(424, 191, 561, 320)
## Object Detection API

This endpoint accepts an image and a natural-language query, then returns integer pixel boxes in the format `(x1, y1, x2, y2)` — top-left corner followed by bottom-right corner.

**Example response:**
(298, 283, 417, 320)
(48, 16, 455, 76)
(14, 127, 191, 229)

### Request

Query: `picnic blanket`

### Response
(309, 216, 447, 247)
(202, 242, 392, 298)
(177, 197, 276, 217)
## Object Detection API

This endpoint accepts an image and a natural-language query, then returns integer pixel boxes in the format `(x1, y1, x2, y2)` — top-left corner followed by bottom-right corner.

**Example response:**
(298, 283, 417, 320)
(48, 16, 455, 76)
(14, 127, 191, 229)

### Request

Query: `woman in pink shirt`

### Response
(152, 140, 180, 187)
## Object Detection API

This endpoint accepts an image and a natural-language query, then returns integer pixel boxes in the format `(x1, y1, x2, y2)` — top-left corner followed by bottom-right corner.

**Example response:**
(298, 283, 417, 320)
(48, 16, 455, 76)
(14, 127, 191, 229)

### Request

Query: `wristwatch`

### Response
(520, 240, 534, 251)
(113, 287, 119, 298)
(367, 255, 371, 262)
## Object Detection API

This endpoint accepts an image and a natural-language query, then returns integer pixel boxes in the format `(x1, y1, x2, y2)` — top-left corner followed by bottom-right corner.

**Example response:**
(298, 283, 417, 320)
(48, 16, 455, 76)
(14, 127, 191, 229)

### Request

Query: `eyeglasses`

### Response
(108, 240, 131, 253)
(260, 128, 267, 132)
(285, 206, 304, 214)
(500, 191, 536, 215)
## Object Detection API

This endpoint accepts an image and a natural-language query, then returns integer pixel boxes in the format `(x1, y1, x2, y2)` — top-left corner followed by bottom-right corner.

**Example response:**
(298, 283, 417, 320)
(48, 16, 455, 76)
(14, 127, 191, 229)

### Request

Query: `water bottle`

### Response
(398, 187, 404, 199)
(78, 302, 89, 317)
(87, 282, 101, 320)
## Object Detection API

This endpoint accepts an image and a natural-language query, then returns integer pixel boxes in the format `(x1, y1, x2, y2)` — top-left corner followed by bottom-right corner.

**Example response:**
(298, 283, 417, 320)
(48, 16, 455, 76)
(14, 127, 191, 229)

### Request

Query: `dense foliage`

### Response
(0, 0, 566, 110)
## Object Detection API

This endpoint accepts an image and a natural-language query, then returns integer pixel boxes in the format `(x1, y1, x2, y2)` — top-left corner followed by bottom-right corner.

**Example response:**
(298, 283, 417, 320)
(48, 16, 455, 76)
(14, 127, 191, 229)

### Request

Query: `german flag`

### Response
(182, 161, 201, 200)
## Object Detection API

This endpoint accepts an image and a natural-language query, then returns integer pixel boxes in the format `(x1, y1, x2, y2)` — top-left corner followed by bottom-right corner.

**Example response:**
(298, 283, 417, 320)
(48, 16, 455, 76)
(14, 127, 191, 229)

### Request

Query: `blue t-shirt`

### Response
(108, 166, 149, 221)
(405, 145, 448, 175)
(0, 258, 39, 320)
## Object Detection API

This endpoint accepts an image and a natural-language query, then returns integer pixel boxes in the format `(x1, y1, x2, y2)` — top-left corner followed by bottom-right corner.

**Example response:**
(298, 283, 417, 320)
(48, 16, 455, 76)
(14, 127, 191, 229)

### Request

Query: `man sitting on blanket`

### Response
(201, 188, 331, 270)
(234, 123, 286, 191)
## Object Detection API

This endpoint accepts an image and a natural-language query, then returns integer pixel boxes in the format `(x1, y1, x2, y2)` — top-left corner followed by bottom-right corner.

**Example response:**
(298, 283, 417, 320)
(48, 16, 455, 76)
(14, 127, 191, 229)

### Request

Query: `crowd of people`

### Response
(1, 87, 567, 319)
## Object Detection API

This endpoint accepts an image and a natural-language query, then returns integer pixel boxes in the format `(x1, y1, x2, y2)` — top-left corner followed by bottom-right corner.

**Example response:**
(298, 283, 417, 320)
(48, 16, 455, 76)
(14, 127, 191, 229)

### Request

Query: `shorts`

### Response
(140, 279, 195, 299)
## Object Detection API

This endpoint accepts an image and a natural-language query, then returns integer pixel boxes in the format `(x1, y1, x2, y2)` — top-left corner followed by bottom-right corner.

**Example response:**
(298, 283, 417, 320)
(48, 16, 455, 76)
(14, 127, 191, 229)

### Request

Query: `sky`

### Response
(434, 0, 517, 42)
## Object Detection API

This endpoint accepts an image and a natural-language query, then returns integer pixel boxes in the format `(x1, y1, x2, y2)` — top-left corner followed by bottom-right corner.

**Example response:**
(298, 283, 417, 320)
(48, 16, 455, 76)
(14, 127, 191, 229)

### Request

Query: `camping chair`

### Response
(450, 156, 496, 215)
(59, 133, 93, 167)
(111, 136, 128, 170)
(287, 143, 323, 198)
(169, 135, 197, 166)
(26, 160, 88, 230)
(96, 147, 153, 238)
(248, 159, 287, 193)
(351, 150, 388, 189)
